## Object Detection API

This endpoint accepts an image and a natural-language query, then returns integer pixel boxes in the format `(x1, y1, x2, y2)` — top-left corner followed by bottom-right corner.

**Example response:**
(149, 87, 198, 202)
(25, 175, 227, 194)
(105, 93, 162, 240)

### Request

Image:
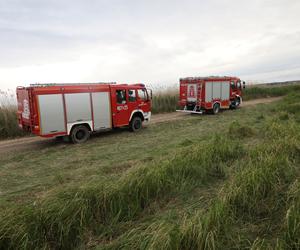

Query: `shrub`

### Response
(243, 84, 300, 101)
(0, 106, 27, 139)
(152, 93, 179, 114)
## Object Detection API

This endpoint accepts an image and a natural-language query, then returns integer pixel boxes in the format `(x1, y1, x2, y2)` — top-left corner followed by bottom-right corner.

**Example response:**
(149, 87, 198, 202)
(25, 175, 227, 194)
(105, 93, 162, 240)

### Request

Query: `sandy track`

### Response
(150, 96, 283, 124)
(0, 97, 282, 155)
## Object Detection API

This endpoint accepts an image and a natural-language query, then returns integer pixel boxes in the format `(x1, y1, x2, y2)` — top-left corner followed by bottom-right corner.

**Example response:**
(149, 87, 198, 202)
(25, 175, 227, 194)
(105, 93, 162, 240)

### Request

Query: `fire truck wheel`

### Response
(70, 125, 90, 143)
(129, 116, 143, 132)
(213, 103, 220, 114)
(230, 97, 241, 109)
(235, 97, 241, 107)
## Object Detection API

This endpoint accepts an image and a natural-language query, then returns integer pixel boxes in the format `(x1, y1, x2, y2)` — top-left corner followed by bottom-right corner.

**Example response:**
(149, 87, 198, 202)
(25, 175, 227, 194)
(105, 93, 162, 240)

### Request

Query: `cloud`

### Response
(0, 0, 300, 90)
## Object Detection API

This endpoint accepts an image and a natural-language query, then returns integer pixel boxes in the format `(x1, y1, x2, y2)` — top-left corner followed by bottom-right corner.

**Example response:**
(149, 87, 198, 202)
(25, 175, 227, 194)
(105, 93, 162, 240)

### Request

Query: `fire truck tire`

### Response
(213, 103, 220, 114)
(230, 97, 241, 109)
(235, 97, 241, 107)
(129, 116, 143, 132)
(70, 125, 90, 143)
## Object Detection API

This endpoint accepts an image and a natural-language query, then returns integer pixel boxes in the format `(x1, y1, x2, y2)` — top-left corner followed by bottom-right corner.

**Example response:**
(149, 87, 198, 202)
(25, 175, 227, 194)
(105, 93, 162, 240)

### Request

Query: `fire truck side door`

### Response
(112, 89, 129, 127)
(136, 88, 150, 113)
(127, 88, 139, 113)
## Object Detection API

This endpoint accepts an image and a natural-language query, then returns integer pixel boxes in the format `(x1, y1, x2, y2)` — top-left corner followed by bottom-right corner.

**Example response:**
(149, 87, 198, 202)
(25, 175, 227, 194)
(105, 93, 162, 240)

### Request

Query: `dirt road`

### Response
(0, 97, 282, 155)
(151, 96, 282, 124)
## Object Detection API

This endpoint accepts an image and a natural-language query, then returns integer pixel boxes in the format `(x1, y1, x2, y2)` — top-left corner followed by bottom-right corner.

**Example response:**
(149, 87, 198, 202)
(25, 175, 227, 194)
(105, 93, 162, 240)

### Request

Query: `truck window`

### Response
(137, 89, 147, 101)
(128, 90, 136, 102)
(230, 81, 235, 89)
(116, 90, 126, 104)
(237, 81, 241, 89)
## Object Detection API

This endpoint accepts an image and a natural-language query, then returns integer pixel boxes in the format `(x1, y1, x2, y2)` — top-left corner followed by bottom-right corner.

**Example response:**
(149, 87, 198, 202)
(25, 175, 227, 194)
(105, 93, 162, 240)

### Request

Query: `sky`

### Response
(0, 0, 300, 90)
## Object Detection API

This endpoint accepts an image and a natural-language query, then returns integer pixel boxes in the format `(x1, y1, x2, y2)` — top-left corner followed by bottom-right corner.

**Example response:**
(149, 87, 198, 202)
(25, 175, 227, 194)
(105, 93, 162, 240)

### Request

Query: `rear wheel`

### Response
(213, 103, 220, 114)
(129, 116, 143, 132)
(70, 125, 90, 143)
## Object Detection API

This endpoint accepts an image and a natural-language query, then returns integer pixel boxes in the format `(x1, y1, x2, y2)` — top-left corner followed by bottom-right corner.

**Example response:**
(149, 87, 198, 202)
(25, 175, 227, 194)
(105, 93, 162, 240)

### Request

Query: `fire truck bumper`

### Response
(144, 112, 151, 123)
(176, 109, 203, 114)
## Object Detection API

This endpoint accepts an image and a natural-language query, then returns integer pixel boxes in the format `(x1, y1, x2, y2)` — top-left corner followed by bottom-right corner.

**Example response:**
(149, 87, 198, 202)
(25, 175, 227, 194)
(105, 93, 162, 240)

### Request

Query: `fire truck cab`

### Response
(178, 76, 245, 114)
(16, 83, 152, 143)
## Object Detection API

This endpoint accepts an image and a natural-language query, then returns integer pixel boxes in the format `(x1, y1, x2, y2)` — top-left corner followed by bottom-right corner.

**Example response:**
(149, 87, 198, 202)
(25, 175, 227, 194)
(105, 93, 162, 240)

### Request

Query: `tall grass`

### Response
(0, 90, 26, 139)
(100, 116, 300, 249)
(2, 95, 300, 249)
(104, 201, 231, 250)
(0, 106, 27, 139)
(283, 180, 300, 249)
(1, 88, 300, 249)
(0, 136, 243, 249)
(242, 84, 300, 101)
(152, 92, 179, 114)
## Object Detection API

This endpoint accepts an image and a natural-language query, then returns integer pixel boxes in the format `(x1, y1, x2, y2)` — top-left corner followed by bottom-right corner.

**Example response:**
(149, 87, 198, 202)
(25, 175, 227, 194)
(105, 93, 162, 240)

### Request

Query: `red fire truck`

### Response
(16, 83, 152, 143)
(177, 76, 245, 114)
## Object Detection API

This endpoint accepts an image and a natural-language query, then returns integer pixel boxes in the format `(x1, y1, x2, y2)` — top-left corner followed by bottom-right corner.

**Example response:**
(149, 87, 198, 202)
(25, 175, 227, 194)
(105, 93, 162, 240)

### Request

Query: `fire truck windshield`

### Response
(230, 81, 235, 89)
(146, 88, 152, 100)
(138, 89, 148, 101)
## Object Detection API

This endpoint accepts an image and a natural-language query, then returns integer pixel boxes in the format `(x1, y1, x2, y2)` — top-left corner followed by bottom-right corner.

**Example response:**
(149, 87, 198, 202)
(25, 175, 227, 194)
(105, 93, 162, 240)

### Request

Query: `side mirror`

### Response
(147, 89, 152, 100)
(243, 81, 246, 89)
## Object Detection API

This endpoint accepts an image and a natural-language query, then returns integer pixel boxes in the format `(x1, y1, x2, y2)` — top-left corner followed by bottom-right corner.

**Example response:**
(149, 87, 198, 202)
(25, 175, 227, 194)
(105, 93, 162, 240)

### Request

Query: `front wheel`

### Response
(129, 116, 143, 132)
(213, 103, 220, 114)
(70, 125, 90, 143)
(235, 97, 241, 107)
(230, 97, 241, 109)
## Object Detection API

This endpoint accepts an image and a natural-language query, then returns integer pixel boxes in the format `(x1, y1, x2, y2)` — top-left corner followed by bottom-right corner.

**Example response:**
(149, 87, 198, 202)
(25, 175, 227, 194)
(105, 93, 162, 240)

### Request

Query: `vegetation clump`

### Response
(0, 85, 300, 249)
(228, 121, 255, 138)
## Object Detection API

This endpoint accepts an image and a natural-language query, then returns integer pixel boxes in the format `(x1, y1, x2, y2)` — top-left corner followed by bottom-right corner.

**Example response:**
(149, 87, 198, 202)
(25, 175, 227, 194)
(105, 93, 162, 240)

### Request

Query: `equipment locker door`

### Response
(187, 84, 197, 102)
(38, 94, 66, 135)
(92, 92, 112, 130)
(112, 88, 129, 127)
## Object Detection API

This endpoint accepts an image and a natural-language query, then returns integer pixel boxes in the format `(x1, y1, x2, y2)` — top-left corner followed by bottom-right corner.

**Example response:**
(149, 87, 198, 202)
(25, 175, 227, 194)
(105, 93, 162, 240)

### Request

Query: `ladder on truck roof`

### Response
(29, 82, 116, 87)
(180, 76, 236, 81)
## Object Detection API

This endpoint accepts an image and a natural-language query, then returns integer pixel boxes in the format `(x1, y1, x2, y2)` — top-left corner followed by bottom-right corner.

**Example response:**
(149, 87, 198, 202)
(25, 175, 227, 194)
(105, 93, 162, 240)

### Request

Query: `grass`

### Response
(0, 136, 241, 249)
(283, 180, 300, 249)
(0, 85, 300, 249)
(0, 90, 28, 139)
(152, 92, 179, 114)
(99, 118, 300, 250)
(0, 106, 27, 139)
(242, 83, 300, 101)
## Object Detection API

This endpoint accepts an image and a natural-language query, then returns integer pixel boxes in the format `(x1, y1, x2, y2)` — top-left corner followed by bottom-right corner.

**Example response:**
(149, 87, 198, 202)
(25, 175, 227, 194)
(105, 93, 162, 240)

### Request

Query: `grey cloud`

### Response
(0, 0, 300, 89)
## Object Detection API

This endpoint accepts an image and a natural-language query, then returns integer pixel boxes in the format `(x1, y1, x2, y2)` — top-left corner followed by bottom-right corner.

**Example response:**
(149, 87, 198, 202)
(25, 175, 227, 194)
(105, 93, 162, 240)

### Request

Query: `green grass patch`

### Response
(0, 106, 27, 139)
(99, 118, 300, 250)
(242, 84, 300, 101)
(1, 89, 300, 249)
(152, 92, 179, 114)
(0, 136, 243, 249)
